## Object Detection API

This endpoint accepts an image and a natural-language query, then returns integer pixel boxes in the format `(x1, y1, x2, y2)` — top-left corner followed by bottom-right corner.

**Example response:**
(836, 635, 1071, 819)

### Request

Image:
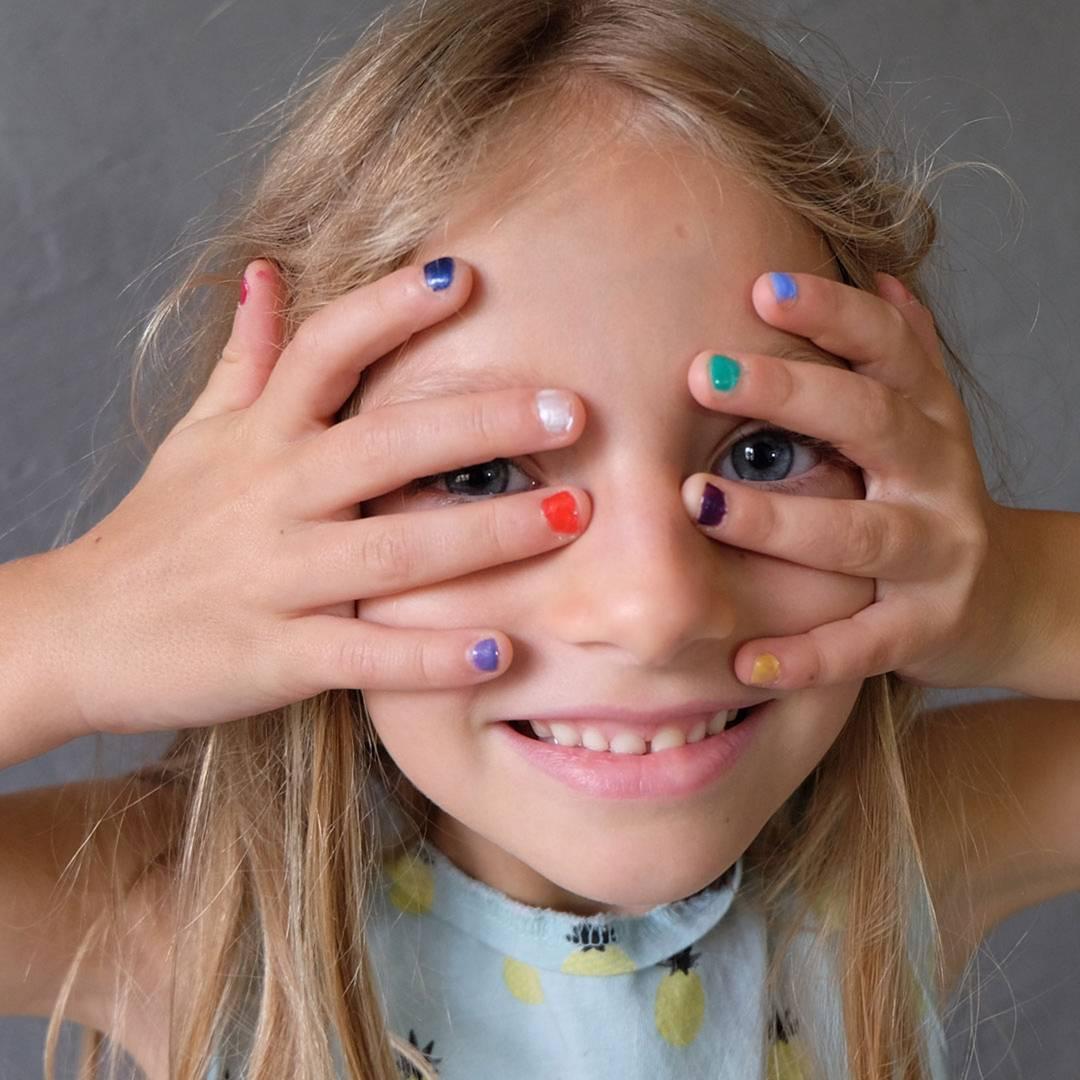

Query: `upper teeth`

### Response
(526, 709, 736, 754)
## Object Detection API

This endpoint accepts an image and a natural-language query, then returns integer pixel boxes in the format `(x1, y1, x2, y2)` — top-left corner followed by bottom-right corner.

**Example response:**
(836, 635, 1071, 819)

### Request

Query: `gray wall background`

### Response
(2, 0, 1078, 1076)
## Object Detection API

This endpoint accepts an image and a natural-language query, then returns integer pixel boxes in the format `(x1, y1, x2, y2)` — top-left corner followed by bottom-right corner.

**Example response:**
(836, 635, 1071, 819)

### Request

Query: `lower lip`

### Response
(494, 701, 773, 801)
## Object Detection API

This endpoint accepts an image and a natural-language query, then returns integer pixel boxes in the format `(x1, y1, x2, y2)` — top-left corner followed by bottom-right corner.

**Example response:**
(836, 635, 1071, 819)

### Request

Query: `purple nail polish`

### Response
(698, 482, 726, 526)
(469, 637, 500, 672)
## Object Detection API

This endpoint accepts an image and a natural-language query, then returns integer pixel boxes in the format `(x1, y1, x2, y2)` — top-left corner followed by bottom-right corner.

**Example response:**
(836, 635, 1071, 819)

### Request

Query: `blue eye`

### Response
(719, 425, 852, 488)
(404, 427, 853, 504)
(406, 458, 539, 503)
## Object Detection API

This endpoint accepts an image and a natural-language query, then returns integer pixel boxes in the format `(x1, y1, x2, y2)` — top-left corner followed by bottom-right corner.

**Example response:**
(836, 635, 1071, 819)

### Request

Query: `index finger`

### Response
(253, 258, 473, 441)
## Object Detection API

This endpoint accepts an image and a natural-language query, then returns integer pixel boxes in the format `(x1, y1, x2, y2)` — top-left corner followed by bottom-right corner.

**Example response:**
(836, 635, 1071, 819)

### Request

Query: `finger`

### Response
(874, 272, 948, 377)
(750, 271, 951, 415)
(283, 386, 584, 519)
(285, 617, 515, 691)
(733, 595, 923, 690)
(680, 477, 937, 580)
(276, 484, 590, 610)
(173, 259, 288, 435)
(253, 257, 473, 441)
(686, 347, 939, 481)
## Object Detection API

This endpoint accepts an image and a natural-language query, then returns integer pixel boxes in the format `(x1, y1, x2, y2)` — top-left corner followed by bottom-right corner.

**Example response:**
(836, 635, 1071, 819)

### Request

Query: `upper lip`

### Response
(506, 697, 775, 727)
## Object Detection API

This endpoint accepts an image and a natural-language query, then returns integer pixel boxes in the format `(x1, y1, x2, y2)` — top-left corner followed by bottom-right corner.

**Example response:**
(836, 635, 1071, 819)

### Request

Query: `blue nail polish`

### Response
(470, 637, 500, 672)
(424, 257, 455, 292)
(769, 272, 797, 305)
(698, 482, 726, 526)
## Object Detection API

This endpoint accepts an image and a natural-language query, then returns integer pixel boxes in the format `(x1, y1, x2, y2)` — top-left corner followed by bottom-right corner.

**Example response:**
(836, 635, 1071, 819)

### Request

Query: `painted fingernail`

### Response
(769, 272, 798, 306)
(536, 389, 576, 434)
(541, 490, 581, 535)
(709, 354, 740, 392)
(238, 274, 249, 306)
(469, 637, 501, 672)
(423, 256, 455, 291)
(697, 481, 726, 526)
(749, 653, 781, 686)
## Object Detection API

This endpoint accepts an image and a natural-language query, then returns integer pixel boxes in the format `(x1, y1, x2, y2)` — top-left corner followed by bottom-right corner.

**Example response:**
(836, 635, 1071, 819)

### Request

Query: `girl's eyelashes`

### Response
(403, 425, 856, 505)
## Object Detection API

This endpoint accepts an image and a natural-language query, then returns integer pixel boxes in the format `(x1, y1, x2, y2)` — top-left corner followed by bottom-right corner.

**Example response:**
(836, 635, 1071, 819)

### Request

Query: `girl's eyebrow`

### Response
(365, 342, 843, 411)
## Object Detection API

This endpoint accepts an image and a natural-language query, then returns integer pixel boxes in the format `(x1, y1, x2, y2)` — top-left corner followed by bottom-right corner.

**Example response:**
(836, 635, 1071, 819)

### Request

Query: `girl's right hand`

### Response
(56, 257, 590, 738)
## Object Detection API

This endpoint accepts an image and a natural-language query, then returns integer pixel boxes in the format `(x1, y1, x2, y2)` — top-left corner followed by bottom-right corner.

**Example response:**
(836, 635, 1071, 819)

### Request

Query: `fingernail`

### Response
(423, 256, 455, 291)
(749, 653, 781, 686)
(769, 272, 798, 306)
(709, 354, 741, 392)
(469, 637, 500, 672)
(541, 490, 581, 535)
(238, 274, 249, 306)
(536, 389, 575, 434)
(697, 481, 726, 526)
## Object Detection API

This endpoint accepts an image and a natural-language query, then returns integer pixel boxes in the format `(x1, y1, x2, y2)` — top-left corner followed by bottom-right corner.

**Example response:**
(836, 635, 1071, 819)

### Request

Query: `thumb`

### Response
(172, 258, 288, 435)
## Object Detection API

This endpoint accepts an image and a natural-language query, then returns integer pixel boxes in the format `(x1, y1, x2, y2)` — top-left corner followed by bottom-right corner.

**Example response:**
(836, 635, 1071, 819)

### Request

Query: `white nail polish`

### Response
(535, 389, 575, 434)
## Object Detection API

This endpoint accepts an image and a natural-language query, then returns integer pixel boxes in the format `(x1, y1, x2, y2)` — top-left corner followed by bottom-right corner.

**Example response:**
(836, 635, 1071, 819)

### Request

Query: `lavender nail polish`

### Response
(698, 482, 726, 526)
(469, 637, 500, 672)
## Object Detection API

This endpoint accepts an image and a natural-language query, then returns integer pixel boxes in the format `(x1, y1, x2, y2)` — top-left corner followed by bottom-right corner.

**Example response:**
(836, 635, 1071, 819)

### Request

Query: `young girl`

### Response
(1, 0, 1077, 1077)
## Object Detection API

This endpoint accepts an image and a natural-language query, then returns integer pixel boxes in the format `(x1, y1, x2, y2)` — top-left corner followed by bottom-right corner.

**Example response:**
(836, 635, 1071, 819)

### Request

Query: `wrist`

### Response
(0, 546, 95, 768)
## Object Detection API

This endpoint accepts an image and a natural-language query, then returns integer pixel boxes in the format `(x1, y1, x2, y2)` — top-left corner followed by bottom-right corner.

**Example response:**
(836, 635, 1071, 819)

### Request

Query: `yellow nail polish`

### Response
(749, 653, 781, 686)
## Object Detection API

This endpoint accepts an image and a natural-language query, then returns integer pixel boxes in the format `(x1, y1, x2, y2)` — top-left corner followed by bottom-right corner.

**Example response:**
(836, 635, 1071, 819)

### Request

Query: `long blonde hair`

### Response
(47, 0, 1020, 1077)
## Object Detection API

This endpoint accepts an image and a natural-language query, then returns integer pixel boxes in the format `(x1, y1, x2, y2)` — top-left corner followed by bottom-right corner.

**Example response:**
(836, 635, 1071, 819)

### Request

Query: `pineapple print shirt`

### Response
(366, 839, 952, 1080)
(205, 838, 951, 1078)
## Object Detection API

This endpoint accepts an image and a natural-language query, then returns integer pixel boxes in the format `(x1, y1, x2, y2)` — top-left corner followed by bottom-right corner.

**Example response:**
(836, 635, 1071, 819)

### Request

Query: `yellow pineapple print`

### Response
(767, 1007, 810, 1080)
(503, 956, 545, 1004)
(384, 849, 436, 915)
(559, 921, 637, 976)
(654, 944, 706, 1047)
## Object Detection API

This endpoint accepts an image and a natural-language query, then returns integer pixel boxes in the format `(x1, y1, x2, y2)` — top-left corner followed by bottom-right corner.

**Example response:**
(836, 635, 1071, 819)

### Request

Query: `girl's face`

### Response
(357, 130, 869, 916)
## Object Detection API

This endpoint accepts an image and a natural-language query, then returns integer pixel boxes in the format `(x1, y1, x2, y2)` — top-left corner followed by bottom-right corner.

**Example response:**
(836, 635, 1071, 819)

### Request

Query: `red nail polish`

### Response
(541, 491, 580, 535)
(238, 275, 249, 306)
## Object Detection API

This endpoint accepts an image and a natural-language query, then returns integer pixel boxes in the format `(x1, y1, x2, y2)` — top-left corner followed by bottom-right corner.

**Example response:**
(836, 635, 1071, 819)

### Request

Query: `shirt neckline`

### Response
(379, 838, 744, 975)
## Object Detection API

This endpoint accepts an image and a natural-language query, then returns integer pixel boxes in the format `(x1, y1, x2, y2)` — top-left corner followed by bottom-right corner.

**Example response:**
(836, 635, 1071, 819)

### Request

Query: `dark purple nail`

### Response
(698, 482, 726, 526)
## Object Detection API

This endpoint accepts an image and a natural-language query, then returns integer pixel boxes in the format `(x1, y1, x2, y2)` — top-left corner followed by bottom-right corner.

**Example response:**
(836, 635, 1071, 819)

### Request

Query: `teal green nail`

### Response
(709, 354, 741, 392)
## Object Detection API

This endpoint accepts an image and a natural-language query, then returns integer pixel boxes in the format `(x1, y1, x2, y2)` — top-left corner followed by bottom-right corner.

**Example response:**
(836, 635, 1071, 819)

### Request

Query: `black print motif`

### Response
(395, 1028, 443, 1078)
(566, 922, 617, 950)
(768, 1006, 800, 1043)
(657, 943, 701, 974)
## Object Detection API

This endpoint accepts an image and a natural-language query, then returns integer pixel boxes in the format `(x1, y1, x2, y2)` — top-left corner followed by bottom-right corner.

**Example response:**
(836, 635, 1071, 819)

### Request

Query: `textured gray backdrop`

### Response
(1, 0, 1077, 1076)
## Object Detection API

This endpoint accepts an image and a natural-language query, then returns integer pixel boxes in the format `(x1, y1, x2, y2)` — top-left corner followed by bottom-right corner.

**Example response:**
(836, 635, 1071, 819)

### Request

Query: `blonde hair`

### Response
(46, 0, 1020, 1077)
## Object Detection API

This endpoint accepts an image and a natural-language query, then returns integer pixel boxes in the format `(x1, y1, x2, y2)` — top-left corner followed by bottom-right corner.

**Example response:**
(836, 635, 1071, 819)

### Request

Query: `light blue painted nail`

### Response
(769, 272, 798, 304)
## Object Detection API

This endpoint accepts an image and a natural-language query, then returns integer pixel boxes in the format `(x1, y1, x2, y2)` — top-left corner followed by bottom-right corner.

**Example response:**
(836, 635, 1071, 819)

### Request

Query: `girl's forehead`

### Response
(359, 141, 842, 412)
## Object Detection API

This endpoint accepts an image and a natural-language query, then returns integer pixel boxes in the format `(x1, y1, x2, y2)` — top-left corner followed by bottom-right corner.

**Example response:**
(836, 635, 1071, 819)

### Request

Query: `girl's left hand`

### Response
(681, 270, 1018, 692)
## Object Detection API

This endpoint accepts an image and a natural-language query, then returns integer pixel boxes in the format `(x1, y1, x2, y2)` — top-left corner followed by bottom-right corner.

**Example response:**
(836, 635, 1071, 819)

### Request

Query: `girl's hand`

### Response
(54, 257, 589, 738)
(681, 270, 1017, 693)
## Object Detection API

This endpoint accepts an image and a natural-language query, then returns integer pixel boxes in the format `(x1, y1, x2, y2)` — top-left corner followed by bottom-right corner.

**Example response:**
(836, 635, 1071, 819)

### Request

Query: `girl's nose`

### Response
(538, 484, 741, 668)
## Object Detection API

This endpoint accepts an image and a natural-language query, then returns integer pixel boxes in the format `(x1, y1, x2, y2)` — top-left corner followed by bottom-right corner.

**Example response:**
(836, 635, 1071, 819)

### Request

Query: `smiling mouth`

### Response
(507, 704, 757, 742)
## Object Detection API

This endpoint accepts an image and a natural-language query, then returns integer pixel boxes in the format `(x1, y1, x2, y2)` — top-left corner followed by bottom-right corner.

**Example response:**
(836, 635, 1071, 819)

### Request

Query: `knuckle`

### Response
(353, 412, 403, 466)
(764, 357, 799, 411)
(331, 630, 378, 684)
(409, 634, 438, 686)
(468, 397, 500, 447)
(856, 380, 898, 441)
(359, 519, 414, 586)
(841, 507, 884, 573)
(219, 340, 245, 365)
(478, 501, 517, 562)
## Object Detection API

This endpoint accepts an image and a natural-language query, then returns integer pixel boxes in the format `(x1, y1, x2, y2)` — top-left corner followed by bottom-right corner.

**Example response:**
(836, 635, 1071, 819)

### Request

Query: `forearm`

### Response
(991, 506, 1080, 700)
(0, 549, 90, 769)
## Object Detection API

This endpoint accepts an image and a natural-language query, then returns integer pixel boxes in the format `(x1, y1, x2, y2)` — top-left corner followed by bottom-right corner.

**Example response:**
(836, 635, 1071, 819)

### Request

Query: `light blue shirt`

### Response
(207, 836, 950, 1078)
